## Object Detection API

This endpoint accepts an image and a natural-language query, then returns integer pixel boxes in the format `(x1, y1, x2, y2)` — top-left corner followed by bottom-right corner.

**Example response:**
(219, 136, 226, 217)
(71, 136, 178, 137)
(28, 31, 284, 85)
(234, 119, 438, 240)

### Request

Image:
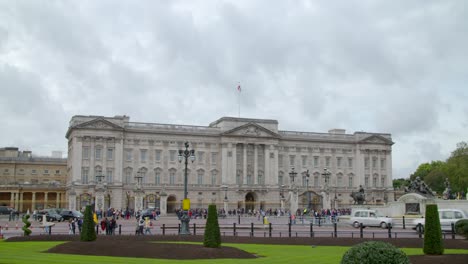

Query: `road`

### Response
(1, 214, 462, 240)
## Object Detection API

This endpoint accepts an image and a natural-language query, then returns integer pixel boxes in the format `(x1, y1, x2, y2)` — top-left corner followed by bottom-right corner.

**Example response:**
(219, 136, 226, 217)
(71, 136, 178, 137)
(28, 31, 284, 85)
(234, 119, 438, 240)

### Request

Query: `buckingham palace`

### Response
(65, 115, 394, 215)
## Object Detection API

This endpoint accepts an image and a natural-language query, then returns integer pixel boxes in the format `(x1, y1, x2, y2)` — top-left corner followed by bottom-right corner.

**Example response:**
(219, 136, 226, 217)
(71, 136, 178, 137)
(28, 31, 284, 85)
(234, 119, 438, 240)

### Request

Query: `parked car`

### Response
(60, 210, 84, 220)
(140, 208, 156, 220)
(349, 209, 393, 229)
(412, 208, 468, 233)
(37, 209, 64, 222)
(0, 206, 13, 215)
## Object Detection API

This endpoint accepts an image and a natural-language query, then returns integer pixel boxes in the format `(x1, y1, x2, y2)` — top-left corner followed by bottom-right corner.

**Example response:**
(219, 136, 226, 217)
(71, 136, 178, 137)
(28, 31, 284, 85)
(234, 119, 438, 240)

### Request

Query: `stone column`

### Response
(254, 144, 258, 185)
(15, 192, 19, 210)
(243, 144, 247, 185)
(32, 192, 36, 210)
(264, 144, 270, 185)
(19, 192, 24, 212)
(44, 192, 48, 209)
(56, 192, 60, 208)
(160, 194, 167, 216)
(10, 192, 14, 208)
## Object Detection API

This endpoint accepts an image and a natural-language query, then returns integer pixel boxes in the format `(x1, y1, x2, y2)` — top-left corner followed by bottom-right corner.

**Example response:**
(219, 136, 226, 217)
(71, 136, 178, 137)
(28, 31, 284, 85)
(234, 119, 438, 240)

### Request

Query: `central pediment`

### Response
(359, 135, 394, 145)
(75, 118, 124, 130)
(221, 123, 280, 138)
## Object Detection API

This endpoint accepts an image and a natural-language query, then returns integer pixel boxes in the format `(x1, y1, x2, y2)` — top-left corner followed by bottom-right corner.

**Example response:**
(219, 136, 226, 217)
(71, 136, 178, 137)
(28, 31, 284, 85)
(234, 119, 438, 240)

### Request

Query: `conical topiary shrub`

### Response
(22, 214, 32, 236)
(424, 204, 444, 255)
(80, 205, 96, 241)
(203, 204, 221, 248)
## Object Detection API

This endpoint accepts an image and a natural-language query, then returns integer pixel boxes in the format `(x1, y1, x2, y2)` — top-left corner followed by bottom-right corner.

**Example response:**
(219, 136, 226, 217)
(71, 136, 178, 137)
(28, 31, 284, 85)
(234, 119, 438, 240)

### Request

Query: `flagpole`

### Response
(237, 83, 241, 118)
(238, 89, 240, 117)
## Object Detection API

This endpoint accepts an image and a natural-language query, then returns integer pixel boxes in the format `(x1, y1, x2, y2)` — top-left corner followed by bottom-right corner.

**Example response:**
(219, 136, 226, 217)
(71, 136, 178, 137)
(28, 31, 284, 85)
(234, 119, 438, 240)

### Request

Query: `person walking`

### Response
(71, 218, 76, 235)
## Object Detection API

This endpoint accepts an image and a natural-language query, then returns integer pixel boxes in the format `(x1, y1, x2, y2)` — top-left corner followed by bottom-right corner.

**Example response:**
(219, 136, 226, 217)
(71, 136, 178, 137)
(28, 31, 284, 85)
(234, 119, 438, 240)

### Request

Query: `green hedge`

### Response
(423, 204, 444, 255)
(455, 219, 468, 239)
(203, 204, 221, 248)
(22, 214, 32, 236)
(80, 205, 96, 242)
(341, 241, 409, 264)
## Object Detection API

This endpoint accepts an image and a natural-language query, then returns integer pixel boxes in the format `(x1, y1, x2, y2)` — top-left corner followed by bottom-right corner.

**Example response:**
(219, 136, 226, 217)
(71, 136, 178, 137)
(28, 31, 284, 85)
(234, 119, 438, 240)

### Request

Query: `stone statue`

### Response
(351, 185, 366, 205)
(405, 176, 434, 197)
(443, 178, 452, 200)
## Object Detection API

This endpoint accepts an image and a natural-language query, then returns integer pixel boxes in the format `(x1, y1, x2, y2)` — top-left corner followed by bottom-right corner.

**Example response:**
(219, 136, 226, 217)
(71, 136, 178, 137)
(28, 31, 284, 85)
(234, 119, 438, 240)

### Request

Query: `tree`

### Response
(410, 161, 445, 181)
(424, 170, 446, 195)
(423, 204, 444, 255)
(80, 205, 96, 242)
(392, 178, 410, 190)
(203, 204, 221, 248)
(22, 214, 32, 236)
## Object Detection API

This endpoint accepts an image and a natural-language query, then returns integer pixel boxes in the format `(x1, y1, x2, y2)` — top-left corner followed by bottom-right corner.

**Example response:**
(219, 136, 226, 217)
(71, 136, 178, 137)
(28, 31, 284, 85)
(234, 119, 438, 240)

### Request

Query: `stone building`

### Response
(0, 147, 67, 212)
(65, 115, 394, 215)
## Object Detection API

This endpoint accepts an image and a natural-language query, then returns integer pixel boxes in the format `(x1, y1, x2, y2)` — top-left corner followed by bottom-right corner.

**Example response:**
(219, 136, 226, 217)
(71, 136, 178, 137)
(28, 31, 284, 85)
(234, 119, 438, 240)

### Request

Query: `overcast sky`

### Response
(0, 0, 467, 179)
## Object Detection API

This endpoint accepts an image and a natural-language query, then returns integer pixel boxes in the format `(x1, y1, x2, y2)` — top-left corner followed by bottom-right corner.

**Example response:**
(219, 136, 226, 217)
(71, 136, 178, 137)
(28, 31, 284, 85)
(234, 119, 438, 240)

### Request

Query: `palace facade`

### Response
(0, 147, 67, 212)
(66, 115, 394, 215)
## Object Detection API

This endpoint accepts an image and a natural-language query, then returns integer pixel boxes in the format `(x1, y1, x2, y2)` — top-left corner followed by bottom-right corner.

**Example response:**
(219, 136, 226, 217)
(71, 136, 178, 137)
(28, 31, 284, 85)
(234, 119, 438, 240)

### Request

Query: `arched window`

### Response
(211, 170, 218, 186)
(197, 169, 205, 185)
(124, 167, 133, 184)
(153, 168, 161, 185)
(278, 171, 284, 185)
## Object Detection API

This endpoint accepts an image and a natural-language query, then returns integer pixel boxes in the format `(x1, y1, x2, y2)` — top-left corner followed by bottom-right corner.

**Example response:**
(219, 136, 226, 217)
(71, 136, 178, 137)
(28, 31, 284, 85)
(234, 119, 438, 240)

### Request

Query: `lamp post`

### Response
(321, 168, 331, 191)
(222, 185, 228, 200)
(305, 170, 310, 210)
(96, 174, 105, 183)
(134, 171, 144, 212)
(221, 185, 228, 213)
(289, 167, 298, 186)
(321, 168, 332, 209)
(178, 142, 195, 235)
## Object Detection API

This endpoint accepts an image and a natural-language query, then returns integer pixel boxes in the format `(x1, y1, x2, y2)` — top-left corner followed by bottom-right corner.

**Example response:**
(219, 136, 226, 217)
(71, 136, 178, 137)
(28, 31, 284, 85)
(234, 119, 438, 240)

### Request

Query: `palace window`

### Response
(211, 171, 217, 185)
(125, 149, 133, 161)
(82, 147, 90, 159)
(95, 147, 102, 160)
(155, 150, 162, 162)
(107, 148, 114, 161)
(337, 157, 342, 168)
(169, 150, 177, 162)
(348, 158, 353, 168)
(81, 167, 89, 184)
(140, 149, 147, 162)
(106, 169, 113, 183)
(313, 156, 319, 167)
(211, 152, 218, 165)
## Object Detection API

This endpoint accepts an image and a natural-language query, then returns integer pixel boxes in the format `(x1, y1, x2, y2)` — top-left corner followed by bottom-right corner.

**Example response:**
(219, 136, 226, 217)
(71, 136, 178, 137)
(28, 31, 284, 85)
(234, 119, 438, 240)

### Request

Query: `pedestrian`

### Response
(68, 219, 73, 234)
(77, 218, 83, 233)
(71, 218, 76, 234)
(144, 217, 152, 235)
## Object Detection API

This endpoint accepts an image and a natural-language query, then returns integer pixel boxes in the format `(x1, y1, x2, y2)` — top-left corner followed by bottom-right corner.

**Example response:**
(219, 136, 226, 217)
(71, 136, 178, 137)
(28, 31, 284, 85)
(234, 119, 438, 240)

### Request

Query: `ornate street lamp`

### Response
(289, 167, 298, 186)
(96, 174, 105, 183)
(321, 168, 331, 191)
(305, 170, 310, 210)
(221, 185, 228, 201)
(178, 142, 195, 235)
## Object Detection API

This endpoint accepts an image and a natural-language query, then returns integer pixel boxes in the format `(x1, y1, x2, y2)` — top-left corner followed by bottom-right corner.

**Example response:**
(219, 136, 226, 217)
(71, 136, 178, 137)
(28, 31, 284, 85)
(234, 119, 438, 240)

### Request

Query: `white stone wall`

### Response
(65, 115, 394, 213)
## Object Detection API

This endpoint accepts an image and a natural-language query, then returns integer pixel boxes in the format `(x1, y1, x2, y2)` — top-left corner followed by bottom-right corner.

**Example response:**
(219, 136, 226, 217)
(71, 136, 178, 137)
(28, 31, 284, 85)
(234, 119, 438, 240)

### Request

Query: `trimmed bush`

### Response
(341, 241, 409, 264)
(22, 214, 32, 236)
(203, 204, 221, 248)
(455, 219, 468, 239)
(80, 205, 96, 242)
(423, 204, 444, 254)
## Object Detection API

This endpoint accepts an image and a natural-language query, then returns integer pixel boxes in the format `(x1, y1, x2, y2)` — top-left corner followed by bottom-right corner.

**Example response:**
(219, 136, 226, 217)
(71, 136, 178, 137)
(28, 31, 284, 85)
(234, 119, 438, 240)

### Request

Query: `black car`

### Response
(37, 209, 64, 222)
(60, 210, 84, 220)
(140, 209, 156, 220)
(0, 206, 12, 215)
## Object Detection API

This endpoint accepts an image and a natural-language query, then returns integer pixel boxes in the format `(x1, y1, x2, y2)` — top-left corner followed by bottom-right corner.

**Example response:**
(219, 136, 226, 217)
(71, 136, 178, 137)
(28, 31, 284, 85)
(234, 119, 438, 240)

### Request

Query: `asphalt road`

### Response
(0, 214, 462, 240)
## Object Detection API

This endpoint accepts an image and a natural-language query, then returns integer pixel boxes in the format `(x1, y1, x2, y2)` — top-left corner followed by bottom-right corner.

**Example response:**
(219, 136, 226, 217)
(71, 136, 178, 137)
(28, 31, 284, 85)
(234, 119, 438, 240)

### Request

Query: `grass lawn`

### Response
(0, 241, 467, 264)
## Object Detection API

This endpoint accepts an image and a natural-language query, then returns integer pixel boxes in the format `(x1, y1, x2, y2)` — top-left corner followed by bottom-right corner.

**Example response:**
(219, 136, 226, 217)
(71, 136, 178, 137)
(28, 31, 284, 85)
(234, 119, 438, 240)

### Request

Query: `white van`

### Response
(349, 209, 393, 229)
(412, 208, 468, 233)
